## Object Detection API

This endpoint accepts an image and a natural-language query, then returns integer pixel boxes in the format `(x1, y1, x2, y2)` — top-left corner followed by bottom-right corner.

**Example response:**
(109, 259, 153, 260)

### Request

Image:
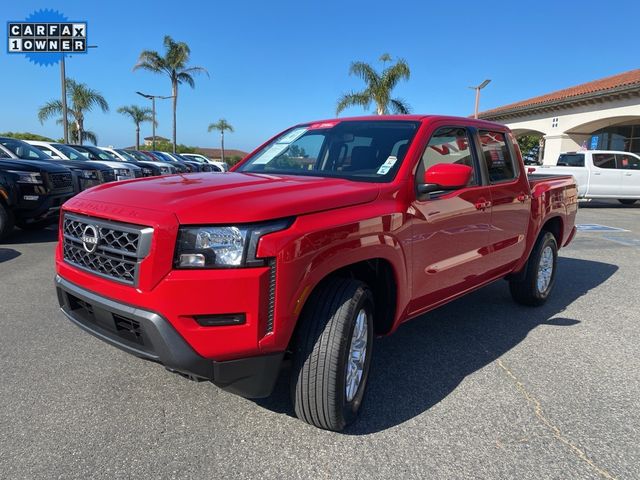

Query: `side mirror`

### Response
(418, 163, 473, 194)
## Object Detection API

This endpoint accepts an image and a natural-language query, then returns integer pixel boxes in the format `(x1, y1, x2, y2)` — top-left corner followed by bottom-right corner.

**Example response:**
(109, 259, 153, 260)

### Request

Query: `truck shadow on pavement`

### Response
(4, 226, 58, 245)
(257, 257, 617, 434)
(0, 248, 21, 263)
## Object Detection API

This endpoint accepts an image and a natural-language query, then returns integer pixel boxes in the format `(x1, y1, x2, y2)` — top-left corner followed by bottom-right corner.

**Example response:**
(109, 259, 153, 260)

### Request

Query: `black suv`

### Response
(0, 158, 75, 239)
(0, 137, 111, 193)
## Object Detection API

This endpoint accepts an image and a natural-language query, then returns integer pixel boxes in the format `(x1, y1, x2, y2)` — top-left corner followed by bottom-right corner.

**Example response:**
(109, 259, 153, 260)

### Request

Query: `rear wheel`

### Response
(509, 231, 558, 306)
(618, 199, 637, 205)
(0, 203, 14, 241)
(291, 278, 374, 431)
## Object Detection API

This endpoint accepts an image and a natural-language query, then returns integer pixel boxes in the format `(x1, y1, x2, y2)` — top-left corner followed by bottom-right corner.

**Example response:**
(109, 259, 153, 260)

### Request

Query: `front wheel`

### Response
(0, 203, 14, 241)
(509, 231, 558, 306)
(291, 278, 374, 431)
(618, 199, 637, 205)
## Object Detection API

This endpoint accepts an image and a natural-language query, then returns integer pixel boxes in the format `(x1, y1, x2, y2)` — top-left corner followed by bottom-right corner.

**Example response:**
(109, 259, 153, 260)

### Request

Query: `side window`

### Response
(592, 153, 616, 169)
(479, 131, 517, 182)
(615, 154, 640, 170)
(418, 127, 477, 185)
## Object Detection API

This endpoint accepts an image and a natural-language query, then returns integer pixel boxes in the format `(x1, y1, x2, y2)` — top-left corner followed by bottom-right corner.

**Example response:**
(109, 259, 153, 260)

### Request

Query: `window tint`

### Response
(592, 153, 616, 169)
(479, 131, 516, 182)
(615, 154, 640, 170)
(557, 153, 585, 167)
(419, 127, 476, 185)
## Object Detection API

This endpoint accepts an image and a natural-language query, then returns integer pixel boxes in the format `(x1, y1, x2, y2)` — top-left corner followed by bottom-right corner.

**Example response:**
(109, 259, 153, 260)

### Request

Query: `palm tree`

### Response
(207, 119, 234, 163)
(38, 78, 109, 145)
(336, 53, 411, 115)
(117, 105, 154, 150)
(133, 36, 208, 153)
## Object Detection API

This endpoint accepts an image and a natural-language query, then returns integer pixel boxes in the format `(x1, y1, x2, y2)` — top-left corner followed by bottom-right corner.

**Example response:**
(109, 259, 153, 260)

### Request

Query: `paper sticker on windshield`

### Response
(377, 165, 391, 175)
(252, 143, 289, 165)
(277, 127, 307, 144)
(383, 155, 398, 167)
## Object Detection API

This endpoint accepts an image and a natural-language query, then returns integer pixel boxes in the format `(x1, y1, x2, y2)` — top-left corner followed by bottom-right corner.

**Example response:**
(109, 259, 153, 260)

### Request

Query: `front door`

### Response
(616, 153, 640, 197)
(409, 126, 493, 315)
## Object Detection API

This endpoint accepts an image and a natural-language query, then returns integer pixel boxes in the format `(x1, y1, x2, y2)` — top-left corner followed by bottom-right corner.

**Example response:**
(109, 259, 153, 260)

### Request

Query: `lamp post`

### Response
(136, 91, 173, 150)
(469, 79, 491, 119)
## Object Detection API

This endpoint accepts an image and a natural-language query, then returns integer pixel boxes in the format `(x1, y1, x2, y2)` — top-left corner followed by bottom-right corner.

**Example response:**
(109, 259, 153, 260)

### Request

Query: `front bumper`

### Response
(55, 275, 284, 398)
(16, 188, 75, 223)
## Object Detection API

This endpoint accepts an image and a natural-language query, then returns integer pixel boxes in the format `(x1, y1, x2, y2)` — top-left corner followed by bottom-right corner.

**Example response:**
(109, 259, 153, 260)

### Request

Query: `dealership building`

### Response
(478, 69, 640, 164)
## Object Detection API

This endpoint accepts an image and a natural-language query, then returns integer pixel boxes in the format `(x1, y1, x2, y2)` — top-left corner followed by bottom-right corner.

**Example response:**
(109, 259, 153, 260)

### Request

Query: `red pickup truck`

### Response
(55, 115, 577, 431)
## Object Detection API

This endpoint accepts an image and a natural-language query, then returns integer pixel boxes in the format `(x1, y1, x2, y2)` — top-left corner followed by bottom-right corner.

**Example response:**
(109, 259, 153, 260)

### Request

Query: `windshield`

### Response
(126, 150, 149, 161)
(237, 120, 420, 182)
(76, 146, 116, 161)
(116, 149, 137, 161)
(0, 138, 51, 160)
(557, 153, 585, 167)
(52, 143, 85, 161)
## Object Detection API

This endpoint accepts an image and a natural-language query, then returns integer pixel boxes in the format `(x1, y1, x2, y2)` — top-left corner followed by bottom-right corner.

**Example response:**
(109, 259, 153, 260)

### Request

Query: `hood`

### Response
(0, 158, 72, 173)
(41, 159, 111, 171)
(66, 172, 380, 223)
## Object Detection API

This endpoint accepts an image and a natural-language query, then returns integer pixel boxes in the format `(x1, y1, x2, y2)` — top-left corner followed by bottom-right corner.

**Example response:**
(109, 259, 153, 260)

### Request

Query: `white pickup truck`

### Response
(531, 150, 640, 205)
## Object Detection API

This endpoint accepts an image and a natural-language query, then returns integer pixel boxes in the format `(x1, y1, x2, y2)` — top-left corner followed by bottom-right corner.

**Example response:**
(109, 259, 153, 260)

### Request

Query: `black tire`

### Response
(0, 203, 14, 241)
(618, 199, 637, 205)
(509, 231, 558, 306)
(291, 278, 374, 431)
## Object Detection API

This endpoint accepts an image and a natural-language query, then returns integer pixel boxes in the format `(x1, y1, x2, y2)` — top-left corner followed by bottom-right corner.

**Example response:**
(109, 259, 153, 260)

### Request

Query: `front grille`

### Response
(62, 213, 153, 285)
(49, 172, 73, 190)
(133, 169, 144, 178)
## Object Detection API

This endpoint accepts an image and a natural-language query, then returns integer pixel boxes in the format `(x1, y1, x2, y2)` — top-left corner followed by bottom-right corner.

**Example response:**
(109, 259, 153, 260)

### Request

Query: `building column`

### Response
(542, 133, 583, 165)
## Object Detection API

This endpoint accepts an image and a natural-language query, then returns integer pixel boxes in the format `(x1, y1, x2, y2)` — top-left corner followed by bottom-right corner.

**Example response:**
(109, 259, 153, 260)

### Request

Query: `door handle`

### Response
(593, 172, 601, 175)
(624, 173, 632, 176)
(475, 199, 491, 211)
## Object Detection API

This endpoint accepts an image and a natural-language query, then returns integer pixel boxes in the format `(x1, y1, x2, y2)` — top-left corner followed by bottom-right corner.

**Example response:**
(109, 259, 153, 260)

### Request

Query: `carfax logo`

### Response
(6, 9, 88, 66)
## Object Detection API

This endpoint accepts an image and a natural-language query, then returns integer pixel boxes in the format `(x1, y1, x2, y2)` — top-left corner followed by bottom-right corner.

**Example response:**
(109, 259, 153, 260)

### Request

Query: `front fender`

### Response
(257, 211, 410, 351)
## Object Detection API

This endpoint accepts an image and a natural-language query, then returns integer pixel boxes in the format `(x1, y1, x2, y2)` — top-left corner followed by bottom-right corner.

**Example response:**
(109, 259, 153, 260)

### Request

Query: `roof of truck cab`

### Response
(298, 115, 507, 129)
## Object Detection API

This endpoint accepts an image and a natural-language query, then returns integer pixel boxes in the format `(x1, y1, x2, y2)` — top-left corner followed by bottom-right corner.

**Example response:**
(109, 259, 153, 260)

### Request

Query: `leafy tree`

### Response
(37, 78, 109, 145)
(227, 155, 243, 167)
(0, 132, 55, 142)
(207, 119, 234, 163)
(336, 53, 411, 115)
(139, 141, 195, 154)
(117, 105, 155, 150)
(134, 36, 208, 153)
(517, 134, 542, 158)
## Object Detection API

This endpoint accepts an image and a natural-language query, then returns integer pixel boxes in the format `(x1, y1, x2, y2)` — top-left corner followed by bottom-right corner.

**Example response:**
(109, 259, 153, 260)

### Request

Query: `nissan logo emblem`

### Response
(81, 225, 99, 253)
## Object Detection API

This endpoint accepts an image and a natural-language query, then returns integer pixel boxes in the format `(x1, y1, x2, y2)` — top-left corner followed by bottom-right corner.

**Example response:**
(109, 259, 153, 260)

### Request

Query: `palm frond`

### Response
(382, 58, 410, 91)
(37, 99, 63, 124)
(348, 61, 380, 88)
(336, 91, 372, 115)
(389, 98, 411, 114)
(176, 72, 195, 88)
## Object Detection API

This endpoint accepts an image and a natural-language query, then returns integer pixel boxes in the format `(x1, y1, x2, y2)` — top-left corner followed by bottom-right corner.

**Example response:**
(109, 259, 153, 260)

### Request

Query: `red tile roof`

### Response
(479, 69, 640, 119)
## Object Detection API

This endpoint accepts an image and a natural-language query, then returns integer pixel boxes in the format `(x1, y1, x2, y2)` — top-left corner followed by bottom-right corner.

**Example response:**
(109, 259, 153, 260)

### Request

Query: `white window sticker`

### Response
(383, 155, 398, 167)
(377, 165, 391, 175)
(252, 143, 289, 165)
(277, 127, 308, 144)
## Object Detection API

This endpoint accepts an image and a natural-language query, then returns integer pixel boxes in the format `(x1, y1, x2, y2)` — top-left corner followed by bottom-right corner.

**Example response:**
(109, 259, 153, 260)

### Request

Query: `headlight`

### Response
(79, 169, 99, 180)
(142, 168, 153, 176)
(6, 170, 43, 184)
(159, 167, 170, 174)
(175, 219, 292, 268)
(114, 168, 130, 176)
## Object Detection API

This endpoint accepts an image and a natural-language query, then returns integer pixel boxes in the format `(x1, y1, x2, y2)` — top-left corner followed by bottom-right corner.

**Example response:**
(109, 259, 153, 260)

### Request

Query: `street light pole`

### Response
(469, 79, 491, 119)
(60, 53, 68, 143)
(136, 91, 174, 151)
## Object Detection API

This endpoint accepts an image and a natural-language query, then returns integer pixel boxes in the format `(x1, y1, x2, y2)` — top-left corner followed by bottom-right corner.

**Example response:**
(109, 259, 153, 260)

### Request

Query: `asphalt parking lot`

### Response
(0, 201, 638, 480)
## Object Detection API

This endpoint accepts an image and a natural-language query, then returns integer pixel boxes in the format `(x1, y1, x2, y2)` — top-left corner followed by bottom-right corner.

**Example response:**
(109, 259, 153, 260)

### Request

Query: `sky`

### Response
(2, 0, 640, 152)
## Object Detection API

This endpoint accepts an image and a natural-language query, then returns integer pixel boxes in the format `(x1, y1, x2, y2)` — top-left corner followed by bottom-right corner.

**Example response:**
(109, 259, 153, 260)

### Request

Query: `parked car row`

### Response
(0, 136, 229, 240)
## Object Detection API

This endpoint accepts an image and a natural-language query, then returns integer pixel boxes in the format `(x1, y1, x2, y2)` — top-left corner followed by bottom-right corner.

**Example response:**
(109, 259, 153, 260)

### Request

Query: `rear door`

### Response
(409, 125, 493, 314)
(589, 153, 623, 197)
(477, 130, 531, 272)
(616, 153, 640, 197)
